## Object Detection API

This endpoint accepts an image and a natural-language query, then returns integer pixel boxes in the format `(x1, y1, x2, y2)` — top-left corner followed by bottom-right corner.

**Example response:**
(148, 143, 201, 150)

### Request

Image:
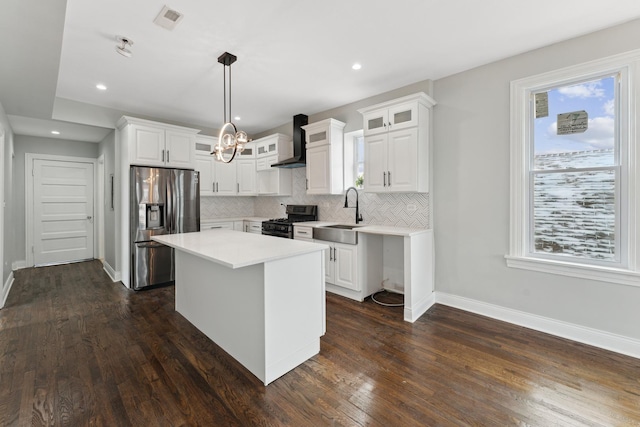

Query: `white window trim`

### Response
(507, 50, 640, 287)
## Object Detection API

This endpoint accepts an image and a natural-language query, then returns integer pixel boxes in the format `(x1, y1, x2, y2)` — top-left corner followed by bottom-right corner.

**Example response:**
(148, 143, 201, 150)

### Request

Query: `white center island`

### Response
(153, 229, 327, 385)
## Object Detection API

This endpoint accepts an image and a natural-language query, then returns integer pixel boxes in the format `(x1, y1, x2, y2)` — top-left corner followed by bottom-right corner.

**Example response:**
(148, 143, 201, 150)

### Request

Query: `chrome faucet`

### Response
(344, 187, 363, 224)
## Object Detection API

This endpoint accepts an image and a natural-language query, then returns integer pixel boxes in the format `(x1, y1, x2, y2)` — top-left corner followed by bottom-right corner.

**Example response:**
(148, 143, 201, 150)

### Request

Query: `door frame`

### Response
(25, 153, 98, 267)
(97, 154, 105, 262)
(0, 127, 4, 286)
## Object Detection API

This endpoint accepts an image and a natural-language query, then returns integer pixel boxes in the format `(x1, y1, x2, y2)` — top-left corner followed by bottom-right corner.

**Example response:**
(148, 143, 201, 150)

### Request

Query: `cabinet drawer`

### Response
(202, 222, 233, 230)
(244, 221, 262, 234)
(294, 226, 314, 240)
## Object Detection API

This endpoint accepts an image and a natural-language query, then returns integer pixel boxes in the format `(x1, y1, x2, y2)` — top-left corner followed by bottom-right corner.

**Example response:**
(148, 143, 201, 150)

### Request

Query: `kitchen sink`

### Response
(323, 224, 363, 230)
(313, 224, 363, 244)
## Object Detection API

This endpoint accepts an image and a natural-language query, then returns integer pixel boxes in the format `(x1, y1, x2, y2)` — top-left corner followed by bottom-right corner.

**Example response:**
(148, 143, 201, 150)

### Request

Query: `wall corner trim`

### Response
(434, 292, 640, 360)
(12, 261, 26, 270)
(102, 261, 121, 282)
(1, 272, 15, 309)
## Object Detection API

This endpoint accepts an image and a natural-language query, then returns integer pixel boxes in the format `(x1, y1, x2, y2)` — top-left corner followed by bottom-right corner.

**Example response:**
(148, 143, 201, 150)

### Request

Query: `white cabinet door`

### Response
(364, 133, 387, 193)
(306, 145, 330, 194)
(214, 161, 237, 195)
(195, 154, 215, 196)
(334, 243, 358, 291)
(387, 128, 418, 192)
(363, 109, 389, 136)
(131, 125, 165, 166)
(388, 101, 419, 132)
(323, 244, 335, 284)
(237, 159, 256, 195)
(165, 130, 195, 168)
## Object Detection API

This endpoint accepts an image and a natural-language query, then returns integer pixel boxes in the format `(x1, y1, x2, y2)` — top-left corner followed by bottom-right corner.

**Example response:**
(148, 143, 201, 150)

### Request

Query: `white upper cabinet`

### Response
(255, 133, 292, 159)
(303, 119, 346, 195)
(237, 159, 257, 195)
(253, 133, 293, 196)
(118, 116, 199, 169)
(358, 92, 436, 193)
(195, 135, 235, 196)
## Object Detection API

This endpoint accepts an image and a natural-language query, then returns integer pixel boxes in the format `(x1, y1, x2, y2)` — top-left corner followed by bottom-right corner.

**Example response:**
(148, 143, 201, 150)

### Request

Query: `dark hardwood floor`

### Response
(1, 260, 639, 426)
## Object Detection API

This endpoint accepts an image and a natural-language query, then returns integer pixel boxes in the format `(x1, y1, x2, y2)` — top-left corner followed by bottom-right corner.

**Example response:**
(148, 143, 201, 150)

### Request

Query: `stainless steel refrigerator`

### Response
(130, 166, 200, 290)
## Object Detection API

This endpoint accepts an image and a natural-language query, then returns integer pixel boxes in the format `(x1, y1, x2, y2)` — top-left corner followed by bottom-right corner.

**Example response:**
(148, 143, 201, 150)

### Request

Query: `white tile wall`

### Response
(254, 168, 430, 227)
(200, 196, 255, 219)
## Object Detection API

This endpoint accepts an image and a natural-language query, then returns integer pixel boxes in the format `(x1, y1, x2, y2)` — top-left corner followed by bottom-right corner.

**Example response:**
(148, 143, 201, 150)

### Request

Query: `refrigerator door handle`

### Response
(166, 174, 173, 233)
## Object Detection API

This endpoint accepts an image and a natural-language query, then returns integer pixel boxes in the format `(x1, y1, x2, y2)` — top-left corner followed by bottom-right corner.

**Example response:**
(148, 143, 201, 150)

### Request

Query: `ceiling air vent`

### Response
(153, 5, 184, 31)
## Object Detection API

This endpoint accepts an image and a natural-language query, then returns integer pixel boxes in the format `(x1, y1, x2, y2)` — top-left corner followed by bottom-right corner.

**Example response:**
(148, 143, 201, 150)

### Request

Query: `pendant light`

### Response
(212, 52, 248, 163)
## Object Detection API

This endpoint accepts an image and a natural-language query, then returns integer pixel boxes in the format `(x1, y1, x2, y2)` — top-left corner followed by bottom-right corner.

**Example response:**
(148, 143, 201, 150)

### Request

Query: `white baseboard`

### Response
(12, 260, 26, 270)
(102, 260, 121, 282)
(435, 292, 640, 360)
(1, 272, 14, 309)
(405, 292, 436, 323)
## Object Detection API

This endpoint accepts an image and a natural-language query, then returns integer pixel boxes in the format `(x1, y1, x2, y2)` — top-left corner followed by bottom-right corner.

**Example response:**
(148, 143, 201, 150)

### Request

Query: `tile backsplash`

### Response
(202, 168, 430, 228)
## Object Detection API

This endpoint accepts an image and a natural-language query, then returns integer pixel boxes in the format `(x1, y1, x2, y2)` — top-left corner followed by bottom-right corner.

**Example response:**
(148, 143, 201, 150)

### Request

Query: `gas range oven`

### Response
(261, 205, 318, 239)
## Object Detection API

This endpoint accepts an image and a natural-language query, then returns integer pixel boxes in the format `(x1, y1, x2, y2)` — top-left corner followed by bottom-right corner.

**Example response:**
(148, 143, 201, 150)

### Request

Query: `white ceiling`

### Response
(3, 0, 640, 141)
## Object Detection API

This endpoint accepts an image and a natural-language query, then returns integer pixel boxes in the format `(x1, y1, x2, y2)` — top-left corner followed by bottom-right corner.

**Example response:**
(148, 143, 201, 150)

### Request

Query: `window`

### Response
(507, 51, 640, 286)
(344, 129, 364, 188)
(355, 134, 364, 188)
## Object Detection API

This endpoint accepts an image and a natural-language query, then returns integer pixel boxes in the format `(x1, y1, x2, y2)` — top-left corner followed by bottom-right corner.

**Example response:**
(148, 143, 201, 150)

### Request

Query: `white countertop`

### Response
(153, 229, 328, 269)
(293, 221, 430, 237)
(201, 217, 270, 224)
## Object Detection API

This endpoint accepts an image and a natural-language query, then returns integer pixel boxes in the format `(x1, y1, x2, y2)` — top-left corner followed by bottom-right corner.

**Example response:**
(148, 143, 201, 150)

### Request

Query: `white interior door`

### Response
(33, 159, 95, 266)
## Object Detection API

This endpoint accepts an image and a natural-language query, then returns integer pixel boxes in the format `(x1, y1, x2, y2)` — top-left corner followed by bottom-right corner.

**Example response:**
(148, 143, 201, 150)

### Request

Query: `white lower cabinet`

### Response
(293, 225, 313, 242)
(233, 221, 244, 231)
(202, 221, 234, 230)
(322, 241, 359, 291)
(244, 221, 262, 234)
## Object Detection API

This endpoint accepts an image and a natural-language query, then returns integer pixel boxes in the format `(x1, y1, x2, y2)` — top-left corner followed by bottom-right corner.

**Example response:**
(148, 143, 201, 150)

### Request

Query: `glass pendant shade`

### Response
(211, 52, 249, 164)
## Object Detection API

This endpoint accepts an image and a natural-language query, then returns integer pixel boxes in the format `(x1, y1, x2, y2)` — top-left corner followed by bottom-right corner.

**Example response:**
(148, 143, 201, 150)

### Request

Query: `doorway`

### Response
(26, 154, 97, 267)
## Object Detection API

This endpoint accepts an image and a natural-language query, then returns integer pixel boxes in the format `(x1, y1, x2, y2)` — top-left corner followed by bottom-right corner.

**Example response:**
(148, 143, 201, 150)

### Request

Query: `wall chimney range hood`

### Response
(271, 114, 308, 168)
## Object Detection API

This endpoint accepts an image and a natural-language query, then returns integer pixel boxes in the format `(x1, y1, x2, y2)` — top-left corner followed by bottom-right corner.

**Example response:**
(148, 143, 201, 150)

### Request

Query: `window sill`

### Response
(504, 255, 640, 287)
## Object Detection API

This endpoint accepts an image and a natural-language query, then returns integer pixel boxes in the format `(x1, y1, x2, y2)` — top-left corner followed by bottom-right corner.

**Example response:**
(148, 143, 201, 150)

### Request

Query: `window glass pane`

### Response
(533, 76, 615, 170)
(533, 169, 615, 260)
(355, 136, 364, 188)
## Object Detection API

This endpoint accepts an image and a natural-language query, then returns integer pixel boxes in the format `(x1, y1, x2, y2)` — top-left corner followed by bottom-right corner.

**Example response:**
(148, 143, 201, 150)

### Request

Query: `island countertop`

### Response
(153, 229, 328, 269)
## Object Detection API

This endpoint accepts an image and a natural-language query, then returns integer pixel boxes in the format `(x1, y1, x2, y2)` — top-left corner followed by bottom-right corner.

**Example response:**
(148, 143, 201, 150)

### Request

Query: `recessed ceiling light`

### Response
(96, 83, 107, 91)
(234, 116, 241, 121)
(51, 131, 60, 135)
(352, 63, 362, 70)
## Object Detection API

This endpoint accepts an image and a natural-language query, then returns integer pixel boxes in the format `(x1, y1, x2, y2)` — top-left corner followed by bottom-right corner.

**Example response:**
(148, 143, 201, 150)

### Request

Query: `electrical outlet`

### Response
(407, 204, 417, 213)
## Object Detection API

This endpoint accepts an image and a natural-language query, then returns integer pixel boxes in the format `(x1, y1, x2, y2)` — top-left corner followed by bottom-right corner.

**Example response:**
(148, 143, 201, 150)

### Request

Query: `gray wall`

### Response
(433, 19, 640, 339)
(13, 135, 99, 264)
(254, 80, 434, 138)
(98, 130, 116, 271)
(1, 102, 15, 288)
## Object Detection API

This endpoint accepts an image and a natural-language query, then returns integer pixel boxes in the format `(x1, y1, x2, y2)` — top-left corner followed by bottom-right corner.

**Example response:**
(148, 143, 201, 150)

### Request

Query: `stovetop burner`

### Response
(269, 218, 290, 223)
(261, 205, 318, 238)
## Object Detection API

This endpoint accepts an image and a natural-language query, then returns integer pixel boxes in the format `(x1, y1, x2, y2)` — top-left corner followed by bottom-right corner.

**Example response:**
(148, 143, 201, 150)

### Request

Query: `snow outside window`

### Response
(507, 51, 640, 287)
